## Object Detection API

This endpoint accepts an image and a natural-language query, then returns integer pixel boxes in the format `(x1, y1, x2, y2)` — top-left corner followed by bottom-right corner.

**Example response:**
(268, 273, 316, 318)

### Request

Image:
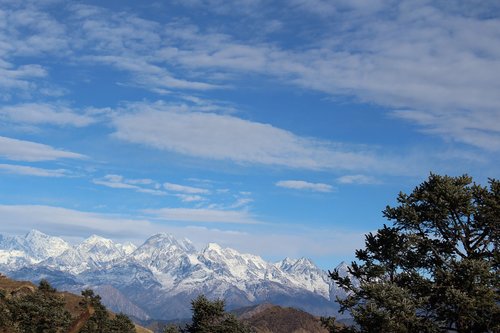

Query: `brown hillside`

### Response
(0, 273, 152, 333)
(238, 304, 329, 333)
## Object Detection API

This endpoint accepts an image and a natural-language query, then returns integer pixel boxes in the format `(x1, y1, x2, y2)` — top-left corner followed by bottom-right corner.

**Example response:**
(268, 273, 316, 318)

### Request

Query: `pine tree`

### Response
(79, 289, 136, 333)
(185, 295, 253, 333)
(109, 313, 136, 333)
(9, 280, 71, 333)
(328, 174, 500, 333)
(163, 323, 182, 333)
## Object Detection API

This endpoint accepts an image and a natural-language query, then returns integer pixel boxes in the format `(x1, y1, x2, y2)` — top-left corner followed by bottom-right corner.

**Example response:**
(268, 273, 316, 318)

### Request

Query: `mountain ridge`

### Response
(0, 230, 350, 320)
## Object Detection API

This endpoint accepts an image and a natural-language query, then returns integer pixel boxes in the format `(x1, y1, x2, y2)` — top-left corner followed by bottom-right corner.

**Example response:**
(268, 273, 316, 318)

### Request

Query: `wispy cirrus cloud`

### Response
(0, 136, 85, 162)
(0, 4, 68, 96)
(144, 207, 260, 225)
(0, 103, 97, 127)
(163, 182, 210, 194)
(4, 1, 498, 153)
(0, 163, 73, 177)
(111, 101, 403, 173)
(336, 174, 380, 185)
(275, 180, 333, 193)
(93, 174, 166, 196)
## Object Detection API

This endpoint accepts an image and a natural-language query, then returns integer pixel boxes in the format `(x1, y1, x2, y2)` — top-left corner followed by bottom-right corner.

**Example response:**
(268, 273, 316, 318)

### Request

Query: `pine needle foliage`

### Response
(327, 174, 499, 333)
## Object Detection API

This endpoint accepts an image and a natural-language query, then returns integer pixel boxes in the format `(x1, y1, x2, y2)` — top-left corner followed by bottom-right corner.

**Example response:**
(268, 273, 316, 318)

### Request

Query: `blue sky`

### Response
(0, 0, 499, 269)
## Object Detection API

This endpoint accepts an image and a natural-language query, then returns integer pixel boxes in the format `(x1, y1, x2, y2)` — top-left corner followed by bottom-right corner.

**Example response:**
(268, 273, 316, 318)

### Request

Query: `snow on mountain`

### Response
(276, 257, 332, 299)
(24, 230, 71, 259)
(0, 230, 71, 269)
(76, 234, 125, 263)
(117, 242, 137, 255)
(200, 243, 269, 281)
(0, 230, 350, 320)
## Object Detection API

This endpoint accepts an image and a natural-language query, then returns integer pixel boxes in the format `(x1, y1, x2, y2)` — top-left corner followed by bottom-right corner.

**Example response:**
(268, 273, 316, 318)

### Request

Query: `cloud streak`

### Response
(276, 180, 333, 192)
(144, 207, 260, 225)
(92, 174, 166, 196)
(0, 164, 73, 177)
(0, 103, 96, 127)
(111, 102, 401, 173)
(0, 136, 85, 162)
(3, 1, 499, 151)
(164, 182, 209, 194)
(336, 174, 380, 185)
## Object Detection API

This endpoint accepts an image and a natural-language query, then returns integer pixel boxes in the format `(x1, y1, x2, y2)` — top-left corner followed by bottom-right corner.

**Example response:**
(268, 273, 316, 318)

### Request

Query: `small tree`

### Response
(163, 323, 181, 333)
(109, 313, 136, 333)
(185, 295, 253, 333)
(79, 289, 135, 333)
(10, 280, 71, 333)
(328, 174, 499, 332)
(0, 289, 14, 331)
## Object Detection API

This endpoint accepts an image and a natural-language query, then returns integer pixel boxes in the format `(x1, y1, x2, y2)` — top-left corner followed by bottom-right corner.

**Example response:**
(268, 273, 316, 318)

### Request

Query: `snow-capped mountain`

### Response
(0, 230, 70, 268)
(0, 230, 352, 320)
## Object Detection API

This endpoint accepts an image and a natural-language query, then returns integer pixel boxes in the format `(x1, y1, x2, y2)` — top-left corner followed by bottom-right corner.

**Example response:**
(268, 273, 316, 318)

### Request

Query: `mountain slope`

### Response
(237, 304, 329, 333)
(0, 230, 351, 320)
(0, 273, 152, 333)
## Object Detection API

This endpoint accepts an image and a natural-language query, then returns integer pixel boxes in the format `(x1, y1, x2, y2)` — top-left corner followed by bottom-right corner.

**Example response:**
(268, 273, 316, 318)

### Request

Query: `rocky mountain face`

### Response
(0, 230, 350, 321)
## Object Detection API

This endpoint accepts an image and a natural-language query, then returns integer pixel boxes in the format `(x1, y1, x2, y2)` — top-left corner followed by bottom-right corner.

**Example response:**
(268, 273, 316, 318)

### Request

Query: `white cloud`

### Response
(336, 174, 380, 185)
(144, 207, 260, 224)
(0, 64, 47, 93)
(175, 194, 205, 202)
(152, 4, 500, 152)
(0, 163, 72, 177)
(0, 4, 68, 95)
(164, 182, 210, 194)
(0, 136, 85, 161)
(93, 174, 166, 196)
(275, 180, 333, 192)
(3, 1, 499, 155)
(112, 102, 399, 172)
(0, 103, 96, 127)
(0, 204, 365, 262)
(0, 204, 155, 239)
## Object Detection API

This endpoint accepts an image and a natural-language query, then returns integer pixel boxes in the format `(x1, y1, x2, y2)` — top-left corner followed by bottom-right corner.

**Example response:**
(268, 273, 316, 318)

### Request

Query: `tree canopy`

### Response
(183, 295, 253, 333)
(328, 174, 499, 333)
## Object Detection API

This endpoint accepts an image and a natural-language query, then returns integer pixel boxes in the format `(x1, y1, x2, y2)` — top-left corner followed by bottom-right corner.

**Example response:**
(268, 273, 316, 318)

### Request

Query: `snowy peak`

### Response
(76, 235, 124, 264)
(131, 233, 196, 272)
(141, 233, 196, 254)
(0, 234, 26, 252)
(118, 242, 137, 255)
(24, 229, 70, 259)
(81, 234, 115, 247)
(0, 230, 349, 305)
(200, 243, 270, 280)
(278, 257, 317, 272)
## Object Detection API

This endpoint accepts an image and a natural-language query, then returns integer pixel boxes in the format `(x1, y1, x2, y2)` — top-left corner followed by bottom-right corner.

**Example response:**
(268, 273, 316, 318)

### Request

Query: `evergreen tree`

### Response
(79, 289, 136, 333)
(185, 295, 253, 333)
(163, 323, 182, 333)
(109, 313, 136, 333)
(79, 289, 110, 333)
(328, 174, 500, 333)
(9, 280, 71, 333)
(0, 289, 14, 331)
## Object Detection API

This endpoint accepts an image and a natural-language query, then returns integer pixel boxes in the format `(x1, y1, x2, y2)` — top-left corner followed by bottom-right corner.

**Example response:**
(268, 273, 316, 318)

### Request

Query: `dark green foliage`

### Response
(163, 323, 182, 333)
(185, 295, 253, 333)
(0, 289, 14, 330)
(6, 280, 71, 333)
(328, 174, 500, 333)
(0, 279, 137, 333)
(79, 289, 136, 333)
(109, 313, 137, 333)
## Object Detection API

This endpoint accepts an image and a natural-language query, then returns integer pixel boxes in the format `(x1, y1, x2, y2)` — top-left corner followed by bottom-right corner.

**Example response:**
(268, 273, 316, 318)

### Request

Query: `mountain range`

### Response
(0, 230, 350, 320)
